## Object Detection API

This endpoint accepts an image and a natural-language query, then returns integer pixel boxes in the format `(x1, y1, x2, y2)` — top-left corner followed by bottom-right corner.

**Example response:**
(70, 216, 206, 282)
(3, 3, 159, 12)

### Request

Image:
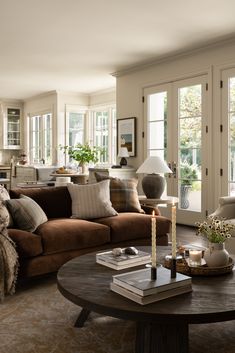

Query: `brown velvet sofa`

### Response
(8, 186, 171, 278)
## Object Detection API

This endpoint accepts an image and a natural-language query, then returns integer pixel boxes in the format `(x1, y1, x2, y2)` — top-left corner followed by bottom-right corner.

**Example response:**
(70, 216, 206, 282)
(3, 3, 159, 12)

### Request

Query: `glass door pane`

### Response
(146, 88, 170, 198)
(178, 84, 202, 212)
(148, 91, 167, 160)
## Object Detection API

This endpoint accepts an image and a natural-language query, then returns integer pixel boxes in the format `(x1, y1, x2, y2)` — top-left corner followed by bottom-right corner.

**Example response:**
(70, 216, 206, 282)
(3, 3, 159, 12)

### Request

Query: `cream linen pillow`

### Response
(67, 180, 118, 219)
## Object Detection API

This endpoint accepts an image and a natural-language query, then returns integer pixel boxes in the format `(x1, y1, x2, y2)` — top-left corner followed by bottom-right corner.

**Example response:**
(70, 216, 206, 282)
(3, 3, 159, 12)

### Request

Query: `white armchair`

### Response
(211, 196, 235, 219)
(210, 196, 235, 254)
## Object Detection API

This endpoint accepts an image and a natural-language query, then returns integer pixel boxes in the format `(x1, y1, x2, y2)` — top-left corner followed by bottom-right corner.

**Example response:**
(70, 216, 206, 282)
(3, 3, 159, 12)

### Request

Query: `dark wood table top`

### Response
(57, 246, 235, 325)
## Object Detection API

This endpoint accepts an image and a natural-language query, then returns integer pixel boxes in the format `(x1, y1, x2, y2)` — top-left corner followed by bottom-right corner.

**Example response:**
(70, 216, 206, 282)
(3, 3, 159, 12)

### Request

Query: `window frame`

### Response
(28, 111, 52, 165)
(90, 105, 116, 166)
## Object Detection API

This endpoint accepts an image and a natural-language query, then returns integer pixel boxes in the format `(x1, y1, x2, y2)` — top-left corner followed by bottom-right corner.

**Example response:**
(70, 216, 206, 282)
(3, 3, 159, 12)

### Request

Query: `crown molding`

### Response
(112, 35, 235, 78)
(89, 87, 116, 96)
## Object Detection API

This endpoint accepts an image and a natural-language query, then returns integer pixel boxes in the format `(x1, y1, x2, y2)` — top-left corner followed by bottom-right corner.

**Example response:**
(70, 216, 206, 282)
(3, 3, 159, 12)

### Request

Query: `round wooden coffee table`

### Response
(57, 246, 235, 353)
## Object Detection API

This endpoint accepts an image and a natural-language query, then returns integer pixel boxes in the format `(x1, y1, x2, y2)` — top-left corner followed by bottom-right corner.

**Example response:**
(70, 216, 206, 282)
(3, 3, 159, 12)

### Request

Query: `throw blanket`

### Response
(0, 202, 19, 301)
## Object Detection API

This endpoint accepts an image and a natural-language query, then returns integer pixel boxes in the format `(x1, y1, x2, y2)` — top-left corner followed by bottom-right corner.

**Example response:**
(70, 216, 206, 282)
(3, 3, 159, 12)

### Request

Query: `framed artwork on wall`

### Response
(117, 117, 136, 157)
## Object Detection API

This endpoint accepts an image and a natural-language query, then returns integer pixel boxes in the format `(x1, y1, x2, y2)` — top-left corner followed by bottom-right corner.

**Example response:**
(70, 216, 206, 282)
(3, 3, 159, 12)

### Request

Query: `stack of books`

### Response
(96, 249, 151, 270)
(110, 267, 192, 305)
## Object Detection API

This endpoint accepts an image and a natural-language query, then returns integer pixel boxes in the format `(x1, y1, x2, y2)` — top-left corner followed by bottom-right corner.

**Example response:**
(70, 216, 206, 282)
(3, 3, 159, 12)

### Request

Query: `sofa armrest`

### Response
(219, 196, 235, 206)
(141, 205, 161, 216)
(210, 196, 235, 219)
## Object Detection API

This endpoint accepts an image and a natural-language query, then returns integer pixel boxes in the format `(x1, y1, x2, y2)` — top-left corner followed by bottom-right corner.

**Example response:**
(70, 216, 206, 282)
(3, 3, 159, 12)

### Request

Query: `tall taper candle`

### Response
(151, 211, 157, 268)
(171, 201, 177, 259)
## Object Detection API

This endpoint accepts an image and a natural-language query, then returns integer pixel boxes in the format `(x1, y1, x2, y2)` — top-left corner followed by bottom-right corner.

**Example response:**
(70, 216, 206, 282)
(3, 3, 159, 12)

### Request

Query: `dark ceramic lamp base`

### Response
(120, 157, 127, 166)
(142, 174, 166, 199)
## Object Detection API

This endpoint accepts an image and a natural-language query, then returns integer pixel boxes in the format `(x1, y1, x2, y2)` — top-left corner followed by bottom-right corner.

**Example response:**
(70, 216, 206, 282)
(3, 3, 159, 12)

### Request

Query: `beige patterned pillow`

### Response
(67, 180, 117, 219)
(5, 195, 48, 232)
(95, 172, 144, 213)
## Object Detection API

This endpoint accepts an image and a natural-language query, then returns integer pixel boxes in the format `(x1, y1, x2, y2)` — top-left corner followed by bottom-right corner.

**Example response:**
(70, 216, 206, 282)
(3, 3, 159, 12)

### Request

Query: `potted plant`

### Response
(60, 143, 105, 174)
(196, 217, 234, 267)
(180, 162, 198, 209)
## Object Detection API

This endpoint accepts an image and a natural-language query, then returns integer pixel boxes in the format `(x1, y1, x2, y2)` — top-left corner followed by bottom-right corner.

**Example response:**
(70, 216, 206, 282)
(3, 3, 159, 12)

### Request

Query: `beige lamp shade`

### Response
(118, 147, 129, 166)
(136, 156, 172, 174)
(136, 156, 172, 198)
(118, 147, 129, 158)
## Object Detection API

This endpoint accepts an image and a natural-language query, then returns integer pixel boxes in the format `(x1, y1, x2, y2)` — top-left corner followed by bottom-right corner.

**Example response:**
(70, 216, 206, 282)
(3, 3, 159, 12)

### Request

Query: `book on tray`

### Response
(96, 249, 151, 270)
(110, 267, 192, 305)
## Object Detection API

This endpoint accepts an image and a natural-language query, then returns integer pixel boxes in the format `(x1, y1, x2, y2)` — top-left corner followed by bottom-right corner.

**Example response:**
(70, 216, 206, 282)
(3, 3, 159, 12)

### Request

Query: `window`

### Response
(66, 108, 86, 147)
(29, 113, 52, 164)
(92, 107, 116, 165)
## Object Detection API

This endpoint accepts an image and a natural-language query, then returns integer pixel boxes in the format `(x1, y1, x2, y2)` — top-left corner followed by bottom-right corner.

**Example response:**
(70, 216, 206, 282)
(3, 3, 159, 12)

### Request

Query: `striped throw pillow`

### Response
(67, 180, 118, 219)
(5, 195, 48, 232)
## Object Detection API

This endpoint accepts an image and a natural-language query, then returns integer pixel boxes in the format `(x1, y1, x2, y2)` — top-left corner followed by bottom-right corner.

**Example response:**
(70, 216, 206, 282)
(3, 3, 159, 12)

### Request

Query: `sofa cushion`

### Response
(9, 186, 72, 219)
(8, 228, 43, 258)
(5, 195, 48, 232)
(95, 172, 143, 213)
(95, 213, 171, 243)
(35, 218, 110, 255)
(67, 180, 117, 219)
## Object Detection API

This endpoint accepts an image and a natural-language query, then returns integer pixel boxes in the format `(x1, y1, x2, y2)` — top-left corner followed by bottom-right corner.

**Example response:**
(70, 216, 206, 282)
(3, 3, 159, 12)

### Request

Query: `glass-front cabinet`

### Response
(4, 107, 22, 149)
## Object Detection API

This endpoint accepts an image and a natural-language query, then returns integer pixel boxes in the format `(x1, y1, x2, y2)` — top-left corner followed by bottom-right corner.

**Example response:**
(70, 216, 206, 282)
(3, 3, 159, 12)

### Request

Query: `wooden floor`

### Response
(176, 224, 207, 248)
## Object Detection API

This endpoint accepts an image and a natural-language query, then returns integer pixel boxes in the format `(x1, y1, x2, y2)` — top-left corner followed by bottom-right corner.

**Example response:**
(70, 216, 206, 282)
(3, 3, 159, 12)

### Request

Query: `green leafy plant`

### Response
(196, 217, 234, 243)
(59, 143, 105, 164)
(180, 161, 198, 186)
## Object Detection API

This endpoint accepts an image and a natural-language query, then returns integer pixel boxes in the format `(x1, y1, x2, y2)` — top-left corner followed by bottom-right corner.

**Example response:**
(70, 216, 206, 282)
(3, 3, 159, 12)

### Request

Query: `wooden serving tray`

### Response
(164, 257, 234, 276)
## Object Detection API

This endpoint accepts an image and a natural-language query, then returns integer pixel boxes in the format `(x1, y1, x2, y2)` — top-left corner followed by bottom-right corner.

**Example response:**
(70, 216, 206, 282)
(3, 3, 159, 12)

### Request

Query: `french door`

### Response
(144, 75, 209, 225)
(221, 68, 235, 196)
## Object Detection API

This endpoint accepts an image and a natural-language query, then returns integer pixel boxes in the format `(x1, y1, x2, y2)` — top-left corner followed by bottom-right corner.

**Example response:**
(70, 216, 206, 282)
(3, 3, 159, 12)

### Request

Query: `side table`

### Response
(138, 195, 179, 207)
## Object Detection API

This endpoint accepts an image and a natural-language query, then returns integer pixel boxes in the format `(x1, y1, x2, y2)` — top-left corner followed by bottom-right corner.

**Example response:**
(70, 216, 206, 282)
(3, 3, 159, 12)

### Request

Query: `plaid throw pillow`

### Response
(95, 172, 144, 213)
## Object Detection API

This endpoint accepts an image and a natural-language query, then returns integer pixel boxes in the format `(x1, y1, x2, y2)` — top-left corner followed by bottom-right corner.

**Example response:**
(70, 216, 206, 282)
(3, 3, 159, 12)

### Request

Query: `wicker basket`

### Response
(164, 257, 234, 276)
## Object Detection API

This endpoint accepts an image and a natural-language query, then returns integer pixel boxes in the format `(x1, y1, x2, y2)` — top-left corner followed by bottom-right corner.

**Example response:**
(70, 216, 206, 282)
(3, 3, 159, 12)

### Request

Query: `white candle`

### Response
(151, 211, 157, 268)
(171, 201, 177, 259)
(189, 250, 202, 266)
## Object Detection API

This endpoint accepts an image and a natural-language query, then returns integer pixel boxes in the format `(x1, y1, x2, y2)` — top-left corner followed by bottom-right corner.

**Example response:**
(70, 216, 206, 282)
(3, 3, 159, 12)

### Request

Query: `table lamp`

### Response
(136, 156, 172, 198)
(118, 147, 129, 167)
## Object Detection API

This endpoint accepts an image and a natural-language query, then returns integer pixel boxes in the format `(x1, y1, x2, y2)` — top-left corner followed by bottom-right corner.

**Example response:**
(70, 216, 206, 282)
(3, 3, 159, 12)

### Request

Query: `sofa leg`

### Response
(74, 308, 91, 327)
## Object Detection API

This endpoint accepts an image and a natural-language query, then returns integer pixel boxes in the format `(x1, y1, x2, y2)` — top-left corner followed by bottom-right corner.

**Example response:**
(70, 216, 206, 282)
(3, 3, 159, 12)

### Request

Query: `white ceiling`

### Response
(1, 0, 235, 100)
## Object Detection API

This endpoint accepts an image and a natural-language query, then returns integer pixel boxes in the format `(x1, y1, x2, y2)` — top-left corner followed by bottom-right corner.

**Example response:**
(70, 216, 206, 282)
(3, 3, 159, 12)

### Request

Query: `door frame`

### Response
(143, 74, 211, 225)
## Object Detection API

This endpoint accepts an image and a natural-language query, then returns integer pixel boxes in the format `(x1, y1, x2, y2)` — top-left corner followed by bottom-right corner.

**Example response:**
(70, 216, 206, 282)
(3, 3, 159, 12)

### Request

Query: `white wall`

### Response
(89, 89, 116, 107)
(115, 39, 235, 210)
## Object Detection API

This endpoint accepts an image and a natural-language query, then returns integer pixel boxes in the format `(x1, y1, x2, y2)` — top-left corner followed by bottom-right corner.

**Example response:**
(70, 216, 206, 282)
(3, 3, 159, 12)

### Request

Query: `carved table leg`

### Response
(74, 308, 91, 327)
(135, 321, 189, 353)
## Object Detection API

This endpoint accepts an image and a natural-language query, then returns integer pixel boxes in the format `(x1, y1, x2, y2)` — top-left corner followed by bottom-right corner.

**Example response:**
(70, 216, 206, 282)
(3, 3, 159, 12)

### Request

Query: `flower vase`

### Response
(204, 242, 229, 267)
(79, 163, 88, 174)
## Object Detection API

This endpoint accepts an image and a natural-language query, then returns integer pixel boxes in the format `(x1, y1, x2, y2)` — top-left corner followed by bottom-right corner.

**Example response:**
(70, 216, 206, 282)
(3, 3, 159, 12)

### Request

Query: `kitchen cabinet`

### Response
(3, 106, 22, 149)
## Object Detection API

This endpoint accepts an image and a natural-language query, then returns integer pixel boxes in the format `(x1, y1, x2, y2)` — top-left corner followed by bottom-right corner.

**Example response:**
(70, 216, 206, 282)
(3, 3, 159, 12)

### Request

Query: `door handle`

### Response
(172, 162, 177, 178)
(168, 162, 172, 178)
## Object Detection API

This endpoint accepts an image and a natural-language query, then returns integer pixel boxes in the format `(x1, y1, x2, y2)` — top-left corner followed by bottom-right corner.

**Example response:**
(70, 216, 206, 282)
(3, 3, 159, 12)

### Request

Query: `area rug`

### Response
(0, 274, 235, 353)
